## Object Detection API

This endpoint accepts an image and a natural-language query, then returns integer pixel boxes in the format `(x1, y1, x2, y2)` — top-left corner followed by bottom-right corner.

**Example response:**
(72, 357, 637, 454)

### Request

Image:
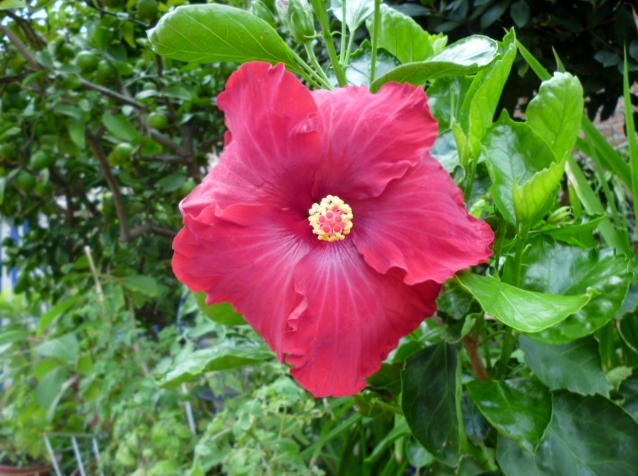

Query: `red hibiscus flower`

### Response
(172, 62, 493, 397)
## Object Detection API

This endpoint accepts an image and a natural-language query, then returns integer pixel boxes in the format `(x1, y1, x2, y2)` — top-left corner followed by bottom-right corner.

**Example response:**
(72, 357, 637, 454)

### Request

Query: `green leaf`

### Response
(194, 293, 247, 326)
(520, 237, 631, 344)
(68, 119, 86, 150)
(0, 0, 27, 10)
(467, 378, 551, 454)
(461, 29, 516, 159)
(148, 4, 299, 72)
(520, 335, 612, 397)
(482, 112, 558, 224)
(497, 391, 638, 475)
(332, 0, 374, 31)
(366, 4, 446, 64)
(346, 40, 400, 86)
(456, 272, 592, 333)
(158, 338, 273, 387)
(156, 173, 187, 193)
(526, 72, 584, 162)
(35, 333, 79, 364)
(35, 366, 68, 409)
(0, 328, 29, 346)
(102, 113, 141, 143)
(122, 275, 160, 297)
(401, 342, 463, 466)
(370, 35, 498, 92)
(619, 372, 638, 423)
(512, 158, 566, 224)
(539, 214, 604, 248)
(37, 293, 84, 332)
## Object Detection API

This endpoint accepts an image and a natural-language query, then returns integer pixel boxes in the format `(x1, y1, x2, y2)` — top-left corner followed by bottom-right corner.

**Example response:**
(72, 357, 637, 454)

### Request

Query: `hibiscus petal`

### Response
(311, 82, 438, 200)
(181, 62, 322, 218)
(287, 242, 441, 397)
(352, 155, 494, 285)
(172, 202, 311, 356)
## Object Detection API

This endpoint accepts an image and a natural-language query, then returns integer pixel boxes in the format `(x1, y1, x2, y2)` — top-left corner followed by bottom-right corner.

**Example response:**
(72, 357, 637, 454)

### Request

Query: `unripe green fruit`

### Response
(148, 112, 168, 130)
(0, 144, 17, 160)
(109, 142, 134, 166)
(178, 179, 196, 197)
(137, 0, 159, 21)
(14, 171, 36, 194)
(96, 60, 118, 85)
(76, 51, 100, 74)
(29, 150, 54, 170)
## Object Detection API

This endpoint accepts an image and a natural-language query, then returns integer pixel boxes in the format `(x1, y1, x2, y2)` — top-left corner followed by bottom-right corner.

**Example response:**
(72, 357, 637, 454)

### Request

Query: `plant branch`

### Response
(78, 77, 144, 109)
(86, 129, 131, 242)
(463, 334, 490, 380)
(0, 24, 43, 70)
(127, 223, 176, 241)
(150, 129, 191, 157)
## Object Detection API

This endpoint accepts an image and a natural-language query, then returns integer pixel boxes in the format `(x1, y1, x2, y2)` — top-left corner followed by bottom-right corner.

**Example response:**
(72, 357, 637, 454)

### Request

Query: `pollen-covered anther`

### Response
(308, 195, 353, 242)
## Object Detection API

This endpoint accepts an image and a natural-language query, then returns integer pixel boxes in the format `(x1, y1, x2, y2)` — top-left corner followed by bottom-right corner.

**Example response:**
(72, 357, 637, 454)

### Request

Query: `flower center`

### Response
(308, 195, 353, 242)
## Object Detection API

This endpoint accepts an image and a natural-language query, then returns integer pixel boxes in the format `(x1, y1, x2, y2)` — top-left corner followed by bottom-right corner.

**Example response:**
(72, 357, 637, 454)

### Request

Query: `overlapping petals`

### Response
(173, 62, 494, 397)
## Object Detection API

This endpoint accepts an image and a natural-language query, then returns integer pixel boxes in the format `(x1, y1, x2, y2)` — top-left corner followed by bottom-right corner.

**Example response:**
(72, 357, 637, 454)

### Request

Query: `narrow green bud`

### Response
(250, 0, 277, 28)
(276, 0, 315, 44)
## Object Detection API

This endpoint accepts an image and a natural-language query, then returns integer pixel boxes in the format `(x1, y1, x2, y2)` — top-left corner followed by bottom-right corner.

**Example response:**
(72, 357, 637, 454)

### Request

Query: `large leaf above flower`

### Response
(148, 4, 300, 72)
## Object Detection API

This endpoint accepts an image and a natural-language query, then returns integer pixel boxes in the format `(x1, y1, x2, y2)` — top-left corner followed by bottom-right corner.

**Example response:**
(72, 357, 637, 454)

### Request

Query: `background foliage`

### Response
(1, 0, 638, 475)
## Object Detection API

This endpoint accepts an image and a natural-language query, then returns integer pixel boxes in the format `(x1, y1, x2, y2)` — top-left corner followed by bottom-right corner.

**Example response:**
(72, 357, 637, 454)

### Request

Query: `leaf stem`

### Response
(339, 0, 347, 63)
(310, 0, 348, 87)
(303, 43, 335, 89)
(370, 0, 381, 83)
(290, 49, 330, 89)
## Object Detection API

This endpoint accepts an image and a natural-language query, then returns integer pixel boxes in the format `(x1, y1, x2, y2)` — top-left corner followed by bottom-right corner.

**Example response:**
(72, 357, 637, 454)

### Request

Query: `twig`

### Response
(127, 223, 176, 241)
(462, 333, 490, 380)
(78, 77, 144, 109)
(150, 128, 191, 157)
(0, 24, 43, 70)
(85, 129, 131, 241)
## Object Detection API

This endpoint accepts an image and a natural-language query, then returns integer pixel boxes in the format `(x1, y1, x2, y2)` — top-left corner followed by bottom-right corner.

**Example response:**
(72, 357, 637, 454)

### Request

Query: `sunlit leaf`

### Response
(456, 272, 592, 333)
(148, 4, 299, 72)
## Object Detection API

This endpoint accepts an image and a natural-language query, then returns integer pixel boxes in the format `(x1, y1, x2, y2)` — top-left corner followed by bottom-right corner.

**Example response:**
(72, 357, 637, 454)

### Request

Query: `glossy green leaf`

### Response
(35, 333, 79, 364)
(37, 294, 84, 332)
(539, 214, 604, 248)
(371, 35, 498, 92)
(467, 378, 551, 453)
(366, 4, 446, 64)
(520, 237, 631, 344)
(148, 4, 299, 71)
(456, 272, 591, 333)
(194, 293, 247, 326)
(512, 158, 565, 224)
(497, 391, 638, 475)
(428, 76, 474, 132)
(483, 112, 558, 224)
(520, 335, 612, 397)
(461, 28, 516, 159)
(102, 113, 140, 143)
(619, 372, 638, 423)
(526, 72, 583, 162)
(346, 40, 399, 86)
(332, 0, 374, 31)
(158, 338, 273, 387)
(402, 342, 462, 466)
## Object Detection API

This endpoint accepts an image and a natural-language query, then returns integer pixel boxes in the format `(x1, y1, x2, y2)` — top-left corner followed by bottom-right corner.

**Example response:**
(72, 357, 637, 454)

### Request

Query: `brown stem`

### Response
(0, 24, 43, 70)
(463, 334, 490, 381)
(78, 77, 144, 109)
(127, 223, 176, 241)
(86, 130, 131, 241)
(7, 11, 46, 50)
(150, 128, 191, 157)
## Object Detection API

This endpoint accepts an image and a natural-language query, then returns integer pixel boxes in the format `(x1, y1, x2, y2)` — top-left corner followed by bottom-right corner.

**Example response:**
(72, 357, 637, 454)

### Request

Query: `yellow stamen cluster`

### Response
(308, 195, 354, 242)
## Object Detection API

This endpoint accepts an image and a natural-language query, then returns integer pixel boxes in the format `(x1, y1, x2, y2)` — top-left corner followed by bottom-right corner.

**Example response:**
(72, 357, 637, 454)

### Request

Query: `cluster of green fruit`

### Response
(103, 0, 160, 21)
(0, 144, 55, 196)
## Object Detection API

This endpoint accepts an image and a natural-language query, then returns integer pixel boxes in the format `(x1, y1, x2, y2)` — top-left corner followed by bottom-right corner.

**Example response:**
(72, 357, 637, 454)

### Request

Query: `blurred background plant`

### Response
(1, 0, 638, 475)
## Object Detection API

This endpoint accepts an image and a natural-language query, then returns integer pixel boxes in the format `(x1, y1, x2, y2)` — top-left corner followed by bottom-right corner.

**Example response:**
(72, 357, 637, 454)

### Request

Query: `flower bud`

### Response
(276, 0, 315, 44)
(547, 206, 573, 226)
(250, 0, 277, 28)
